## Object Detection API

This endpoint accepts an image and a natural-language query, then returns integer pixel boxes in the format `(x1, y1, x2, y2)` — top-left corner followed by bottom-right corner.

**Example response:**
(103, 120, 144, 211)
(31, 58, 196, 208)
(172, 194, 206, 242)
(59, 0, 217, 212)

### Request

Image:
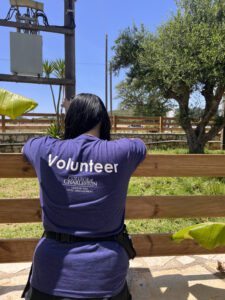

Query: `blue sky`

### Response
(0, 0, 176, 113)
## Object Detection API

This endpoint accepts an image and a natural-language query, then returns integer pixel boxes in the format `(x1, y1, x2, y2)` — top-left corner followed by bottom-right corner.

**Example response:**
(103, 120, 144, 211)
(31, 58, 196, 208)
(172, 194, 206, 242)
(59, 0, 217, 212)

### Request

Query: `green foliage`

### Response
(47, 121, 64, 139)
(112, 0, 225, 153)
(172, 222, 225, 249)
(112, 25, 171, 118)
(0, 89, 38, 119)
(139, 0, 225, 93)
(111, 24, 148, 78)
(43, 59, 65, 137)
(43, 60, 54, 78)
(115, 79, 173, 117)
(53, 59, 65, 79)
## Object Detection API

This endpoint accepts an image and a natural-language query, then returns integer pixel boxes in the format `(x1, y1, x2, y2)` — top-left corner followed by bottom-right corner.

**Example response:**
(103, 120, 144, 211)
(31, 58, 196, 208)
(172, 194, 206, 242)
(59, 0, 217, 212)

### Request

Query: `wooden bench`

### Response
(0, 153, 225, 263)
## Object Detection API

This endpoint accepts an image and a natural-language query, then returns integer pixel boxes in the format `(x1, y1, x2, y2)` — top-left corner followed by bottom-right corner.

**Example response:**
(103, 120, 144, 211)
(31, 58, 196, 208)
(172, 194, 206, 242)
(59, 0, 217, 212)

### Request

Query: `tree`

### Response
(116, 79, 173, 117)
(111, 0, 225, 153)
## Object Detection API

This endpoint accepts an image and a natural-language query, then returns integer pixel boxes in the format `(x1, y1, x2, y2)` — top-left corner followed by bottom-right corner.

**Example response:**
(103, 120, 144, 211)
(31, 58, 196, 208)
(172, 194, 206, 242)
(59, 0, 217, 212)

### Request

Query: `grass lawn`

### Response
(1, 148, 225, 238)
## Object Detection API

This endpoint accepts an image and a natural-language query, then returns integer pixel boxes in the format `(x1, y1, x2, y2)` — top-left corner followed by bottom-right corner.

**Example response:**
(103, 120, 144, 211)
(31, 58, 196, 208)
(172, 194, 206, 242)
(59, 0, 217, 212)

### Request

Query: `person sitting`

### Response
(21, 93, 147, 300)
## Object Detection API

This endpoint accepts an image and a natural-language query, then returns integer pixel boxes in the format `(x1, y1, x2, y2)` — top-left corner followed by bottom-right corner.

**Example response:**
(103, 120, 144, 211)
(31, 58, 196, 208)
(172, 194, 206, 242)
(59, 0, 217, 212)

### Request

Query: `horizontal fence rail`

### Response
(1, 196, 225, 224)
(0, 114, 222, 136)
(2, 154, 225, 177)
(1, 235, 225, 263)
(0, 154, 225, 262)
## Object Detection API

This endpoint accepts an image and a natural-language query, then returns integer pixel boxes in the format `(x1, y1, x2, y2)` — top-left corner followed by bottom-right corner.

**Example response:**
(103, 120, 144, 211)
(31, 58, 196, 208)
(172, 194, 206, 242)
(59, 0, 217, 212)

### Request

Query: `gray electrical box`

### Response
(10, 32, 43, 76)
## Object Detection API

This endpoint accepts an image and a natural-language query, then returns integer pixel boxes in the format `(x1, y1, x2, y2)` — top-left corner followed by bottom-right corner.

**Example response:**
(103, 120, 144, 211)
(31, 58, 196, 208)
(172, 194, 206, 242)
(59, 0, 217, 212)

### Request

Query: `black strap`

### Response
(21, 262, 33, 298)
(43, 231, 118, 243)
(43, 225, 136, 260)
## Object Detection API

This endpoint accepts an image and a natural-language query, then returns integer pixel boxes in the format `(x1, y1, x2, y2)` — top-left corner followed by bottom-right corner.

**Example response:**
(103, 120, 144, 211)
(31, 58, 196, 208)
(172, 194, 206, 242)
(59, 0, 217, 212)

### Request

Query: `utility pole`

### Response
(105, 33, 108, 111)
(110, 62, 113, 116)
(64, 0, 76, 100)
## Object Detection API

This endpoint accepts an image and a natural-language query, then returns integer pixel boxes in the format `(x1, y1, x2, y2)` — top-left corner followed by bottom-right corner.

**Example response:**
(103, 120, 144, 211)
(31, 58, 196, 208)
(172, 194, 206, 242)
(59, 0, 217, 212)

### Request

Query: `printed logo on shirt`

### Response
(63, 175, 98, 193)
(48, 154, 118, 173)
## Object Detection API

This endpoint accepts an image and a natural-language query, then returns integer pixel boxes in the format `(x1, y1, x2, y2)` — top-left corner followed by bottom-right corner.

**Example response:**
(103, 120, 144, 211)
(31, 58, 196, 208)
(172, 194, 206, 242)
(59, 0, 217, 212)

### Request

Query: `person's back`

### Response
(22, 93, 146, 300)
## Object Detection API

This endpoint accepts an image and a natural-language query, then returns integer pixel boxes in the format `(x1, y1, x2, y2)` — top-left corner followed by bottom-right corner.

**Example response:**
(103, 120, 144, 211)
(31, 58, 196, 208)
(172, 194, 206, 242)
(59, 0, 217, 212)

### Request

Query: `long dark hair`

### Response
(64, 93, 111, 140)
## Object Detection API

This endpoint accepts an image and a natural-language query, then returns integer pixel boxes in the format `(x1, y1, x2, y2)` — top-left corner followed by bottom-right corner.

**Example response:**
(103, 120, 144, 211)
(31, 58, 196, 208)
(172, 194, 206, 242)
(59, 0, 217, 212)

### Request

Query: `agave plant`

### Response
(53, 59, 65, 121)
(43, 60, 56, 112)
(43, 59, 65, 137)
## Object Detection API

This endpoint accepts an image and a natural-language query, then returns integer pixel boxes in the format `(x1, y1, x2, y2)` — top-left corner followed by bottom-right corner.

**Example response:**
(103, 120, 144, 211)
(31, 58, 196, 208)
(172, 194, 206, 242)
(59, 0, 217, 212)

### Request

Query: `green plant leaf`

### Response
(0, 89, 38, 119)
(172, 222, 225, 250)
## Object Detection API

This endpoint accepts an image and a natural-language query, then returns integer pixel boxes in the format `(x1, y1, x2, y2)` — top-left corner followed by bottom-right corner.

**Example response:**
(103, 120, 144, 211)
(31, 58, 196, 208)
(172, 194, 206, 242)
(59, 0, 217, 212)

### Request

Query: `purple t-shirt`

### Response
(23, 134, 146, 298)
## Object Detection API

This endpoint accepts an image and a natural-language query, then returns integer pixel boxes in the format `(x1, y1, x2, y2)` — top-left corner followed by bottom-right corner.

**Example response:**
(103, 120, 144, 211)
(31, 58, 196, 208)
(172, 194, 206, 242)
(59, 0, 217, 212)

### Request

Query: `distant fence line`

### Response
(0, 113, 221, 135)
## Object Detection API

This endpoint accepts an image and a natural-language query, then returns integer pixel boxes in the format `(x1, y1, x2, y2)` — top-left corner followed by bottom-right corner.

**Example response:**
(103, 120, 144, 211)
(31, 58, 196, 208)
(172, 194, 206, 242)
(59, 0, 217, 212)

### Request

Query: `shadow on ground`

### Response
(127, 268, 225, 300)
(0, 267, 225, 299)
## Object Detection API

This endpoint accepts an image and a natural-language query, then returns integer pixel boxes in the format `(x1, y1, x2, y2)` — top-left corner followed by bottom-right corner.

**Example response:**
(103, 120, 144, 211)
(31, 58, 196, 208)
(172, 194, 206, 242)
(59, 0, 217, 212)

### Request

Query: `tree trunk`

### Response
(177, 96, 207, 153)
(185, 128, 206, 153)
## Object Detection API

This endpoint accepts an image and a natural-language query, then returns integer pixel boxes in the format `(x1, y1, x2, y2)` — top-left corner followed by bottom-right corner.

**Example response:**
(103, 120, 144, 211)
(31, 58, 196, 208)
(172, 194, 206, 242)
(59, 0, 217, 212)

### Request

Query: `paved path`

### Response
(0, 255, 225, 300)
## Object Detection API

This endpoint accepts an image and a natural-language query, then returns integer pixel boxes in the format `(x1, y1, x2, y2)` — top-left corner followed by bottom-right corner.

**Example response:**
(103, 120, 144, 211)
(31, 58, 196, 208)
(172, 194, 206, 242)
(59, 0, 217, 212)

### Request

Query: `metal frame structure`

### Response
(0, 0, 76, 99)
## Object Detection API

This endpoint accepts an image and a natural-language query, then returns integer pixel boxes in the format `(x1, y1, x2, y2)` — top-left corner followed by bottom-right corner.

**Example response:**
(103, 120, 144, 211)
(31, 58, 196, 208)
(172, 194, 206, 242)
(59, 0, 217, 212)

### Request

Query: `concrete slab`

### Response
(0, 256, 225, 300)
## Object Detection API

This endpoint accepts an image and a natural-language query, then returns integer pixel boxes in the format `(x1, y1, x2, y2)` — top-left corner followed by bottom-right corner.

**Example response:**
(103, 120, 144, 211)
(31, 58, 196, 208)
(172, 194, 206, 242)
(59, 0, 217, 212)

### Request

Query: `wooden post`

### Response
(159, 117, 163, 133)
(105, 34, 108, 111)
(220, 97, 225, 150)
(220, 128, 225, 150)
(113, 115, 117, 132)
(64, 0, 76, 100)
(1, 115, 6, 133)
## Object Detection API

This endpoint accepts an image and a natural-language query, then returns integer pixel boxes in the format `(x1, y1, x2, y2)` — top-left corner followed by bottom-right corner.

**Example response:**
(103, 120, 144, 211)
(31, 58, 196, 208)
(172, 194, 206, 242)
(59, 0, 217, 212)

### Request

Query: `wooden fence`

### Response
(0, 154, 225, 263)
(0, 113, 57, 133)
(0, 113, 219, 134)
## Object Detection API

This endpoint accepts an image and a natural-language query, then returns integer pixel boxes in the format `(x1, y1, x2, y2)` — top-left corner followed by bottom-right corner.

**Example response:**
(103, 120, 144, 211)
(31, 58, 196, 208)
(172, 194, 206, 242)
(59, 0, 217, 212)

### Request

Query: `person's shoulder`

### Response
(107, 137, 147, 173)
(111, 137, 146, 150)
(23, 135, 58, 153)
(108, 137, 147, 159)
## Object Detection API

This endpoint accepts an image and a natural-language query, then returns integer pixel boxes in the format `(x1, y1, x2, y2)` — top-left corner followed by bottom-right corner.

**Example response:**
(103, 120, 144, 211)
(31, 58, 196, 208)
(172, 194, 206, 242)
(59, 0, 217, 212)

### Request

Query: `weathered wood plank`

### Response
(10, 0, 44, 10)
(0, 74, 75, 85)
(1, 234, 225, 263)
(5, 126, 49, 130)
(116, 127, 159, 131)
(0, 199, 41, 223)
(6, 119, 53, 124)
(0, 20, 74, 35)
(24, 113, 60, 117)
(0, 155, 36, 178)
(1, 196, 225, 223)
(1, 115, 6, 133)
(132, 234, 225, 257)
(125, 195, 225, 219)
(133, 154, 225, 177)
(1, 154, 225, 178)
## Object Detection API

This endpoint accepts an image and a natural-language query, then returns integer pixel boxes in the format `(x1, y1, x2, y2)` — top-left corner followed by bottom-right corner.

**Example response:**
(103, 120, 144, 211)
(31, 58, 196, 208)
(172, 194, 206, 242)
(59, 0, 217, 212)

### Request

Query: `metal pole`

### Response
(110, 62, 113, 116)
(64, 0, 76, 100)
(105, 33, 108, 111)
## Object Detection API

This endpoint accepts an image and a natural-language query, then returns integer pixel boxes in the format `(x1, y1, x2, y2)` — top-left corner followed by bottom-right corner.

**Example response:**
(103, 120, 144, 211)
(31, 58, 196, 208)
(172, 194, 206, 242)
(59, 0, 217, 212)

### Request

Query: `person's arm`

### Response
(22, 137, 45, 165)
(128, 138, 147, 171)
(115, 137, 147, 174)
